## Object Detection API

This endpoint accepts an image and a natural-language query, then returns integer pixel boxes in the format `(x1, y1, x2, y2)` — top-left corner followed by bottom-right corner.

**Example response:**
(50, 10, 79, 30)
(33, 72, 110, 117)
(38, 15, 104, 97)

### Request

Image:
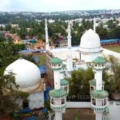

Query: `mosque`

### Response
(3, 19, 120, 120)
(45, 19, 120, 120)
(46, 19, 103, 87)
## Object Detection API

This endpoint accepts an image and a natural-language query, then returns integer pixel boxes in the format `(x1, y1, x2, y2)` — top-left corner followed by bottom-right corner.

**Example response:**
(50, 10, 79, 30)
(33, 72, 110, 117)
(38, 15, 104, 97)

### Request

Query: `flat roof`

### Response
(101, 39, 120, 43)
(20, 49, 45, 53)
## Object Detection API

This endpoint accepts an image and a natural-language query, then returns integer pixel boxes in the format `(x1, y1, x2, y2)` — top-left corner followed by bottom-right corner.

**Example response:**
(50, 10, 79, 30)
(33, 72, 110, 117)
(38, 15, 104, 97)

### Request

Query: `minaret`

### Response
(49, 57, 67, 120)
(67, 21, 73, 71)
(90, 57, 108, 120)
(93, 17, 96, 32)
(45, 19, 49, 51)
(60, 64, 69, 94)
(60, 64, 66, 80)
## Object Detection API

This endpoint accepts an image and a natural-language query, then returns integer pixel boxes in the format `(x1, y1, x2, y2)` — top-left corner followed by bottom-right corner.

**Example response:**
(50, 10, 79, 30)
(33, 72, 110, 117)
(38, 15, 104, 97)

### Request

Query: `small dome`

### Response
(49, 89, 67, 98)
(4, 58, 41, 92)
(89, 79, 105, 86)
(60, 79, 69, 86)
(93, 56, 106, 64)
(51, 57, 62, 64)
(91, 90, 108, 99)
(80, 29, 102, 53)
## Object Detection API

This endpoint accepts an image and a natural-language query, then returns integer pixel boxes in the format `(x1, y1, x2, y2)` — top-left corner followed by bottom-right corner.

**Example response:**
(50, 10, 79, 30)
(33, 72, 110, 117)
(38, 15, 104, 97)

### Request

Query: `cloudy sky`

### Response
(0, 0, 120, 12)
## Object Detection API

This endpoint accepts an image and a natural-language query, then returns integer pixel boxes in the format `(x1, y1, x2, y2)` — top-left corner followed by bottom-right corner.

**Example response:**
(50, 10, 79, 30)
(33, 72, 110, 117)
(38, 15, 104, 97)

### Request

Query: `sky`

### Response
(0, 0, 120, 12)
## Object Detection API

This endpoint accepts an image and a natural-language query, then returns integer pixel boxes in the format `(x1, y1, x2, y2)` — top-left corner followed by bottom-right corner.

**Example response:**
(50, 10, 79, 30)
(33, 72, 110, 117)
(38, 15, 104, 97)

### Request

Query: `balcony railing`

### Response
(91, 104, 107, 112)
(50, 103, 66, 111)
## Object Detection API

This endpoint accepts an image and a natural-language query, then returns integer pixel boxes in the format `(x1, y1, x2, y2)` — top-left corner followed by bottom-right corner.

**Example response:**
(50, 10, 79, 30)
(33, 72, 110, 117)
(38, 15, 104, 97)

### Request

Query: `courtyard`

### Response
(63, 108, 95, 120)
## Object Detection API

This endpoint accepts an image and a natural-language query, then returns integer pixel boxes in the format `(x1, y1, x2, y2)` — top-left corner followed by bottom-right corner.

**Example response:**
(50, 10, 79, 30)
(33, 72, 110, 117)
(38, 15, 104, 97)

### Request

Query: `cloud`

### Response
(0, 0, 120, 12)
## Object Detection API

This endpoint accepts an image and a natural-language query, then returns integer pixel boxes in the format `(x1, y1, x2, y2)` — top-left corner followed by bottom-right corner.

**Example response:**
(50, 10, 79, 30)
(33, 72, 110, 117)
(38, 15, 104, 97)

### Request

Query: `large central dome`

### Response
(80, 29, 102, 53)
(4, 58, 41, 92)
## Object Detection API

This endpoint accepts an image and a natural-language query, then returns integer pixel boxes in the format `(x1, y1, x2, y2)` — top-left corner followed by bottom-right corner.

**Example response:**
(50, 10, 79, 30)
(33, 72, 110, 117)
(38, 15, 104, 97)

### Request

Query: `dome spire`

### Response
(67, 21, 71, 48)
(67, 21, 73, 71)
(93, 17, 96, 32)
(45, 19, 49, 51)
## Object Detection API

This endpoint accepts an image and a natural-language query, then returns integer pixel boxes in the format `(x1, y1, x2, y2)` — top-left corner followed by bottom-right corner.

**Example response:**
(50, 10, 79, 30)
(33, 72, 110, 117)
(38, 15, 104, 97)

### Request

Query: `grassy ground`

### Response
(38, 55, 46, 65)
(105, 46, 120, 53)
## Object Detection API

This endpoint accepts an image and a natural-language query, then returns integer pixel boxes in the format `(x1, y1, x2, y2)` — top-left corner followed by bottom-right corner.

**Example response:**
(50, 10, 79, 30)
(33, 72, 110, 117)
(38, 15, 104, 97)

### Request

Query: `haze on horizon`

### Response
(0, 0, 120, 12)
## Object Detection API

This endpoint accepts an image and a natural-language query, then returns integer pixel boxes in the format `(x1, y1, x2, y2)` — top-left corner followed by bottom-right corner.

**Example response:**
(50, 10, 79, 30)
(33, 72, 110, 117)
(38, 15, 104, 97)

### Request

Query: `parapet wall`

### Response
(67, 102, 91, 108)
(103, 48, 120, 59)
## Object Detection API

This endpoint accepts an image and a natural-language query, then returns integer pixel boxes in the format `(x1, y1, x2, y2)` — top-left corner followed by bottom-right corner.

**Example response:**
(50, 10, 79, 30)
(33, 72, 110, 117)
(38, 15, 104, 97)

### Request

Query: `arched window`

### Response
(92, 99, 95, 105)
(104, 99, 106, 105)
(51, 98, 54, 104)
(61, 98, 65, 104)
(91, 86, 94, 91)
(64, 86, 67, 91)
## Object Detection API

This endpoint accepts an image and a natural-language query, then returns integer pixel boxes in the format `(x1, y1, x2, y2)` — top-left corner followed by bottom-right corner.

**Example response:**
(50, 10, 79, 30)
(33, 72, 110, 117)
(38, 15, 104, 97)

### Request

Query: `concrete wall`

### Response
(103, 48, 120, 59)
(66, 101, 120, 120)
(67, 102, 91, 108)
(108, 101, 120, 120)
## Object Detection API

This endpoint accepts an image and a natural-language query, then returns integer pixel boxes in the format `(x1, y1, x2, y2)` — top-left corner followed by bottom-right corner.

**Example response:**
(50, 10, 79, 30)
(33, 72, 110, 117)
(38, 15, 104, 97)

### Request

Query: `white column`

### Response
(55, 112, 62, 120)
(96, 113, 103, 120)
(95, 68, 103, 120)
(60, 73, 64, 79)
(68, 23, 71, 48)
(96, 99, 103, 120)
(93, 17, 96, 33)
(54, 71, 60, 89)
(67, 22, 73, 71)
(95, 70, 102, 90)
(45, 19, 49, 50)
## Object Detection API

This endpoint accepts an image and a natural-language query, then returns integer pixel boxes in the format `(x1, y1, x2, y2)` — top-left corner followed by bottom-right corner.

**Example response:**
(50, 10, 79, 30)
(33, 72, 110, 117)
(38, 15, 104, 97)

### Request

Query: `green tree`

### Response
(103, 70, 113, 93)
(17, 27, 27, 39)
(0, 26, 4, 31)
(0, 35, 6, 42)
(0, 40, 25, 75)
(108, 56, 120, 92)
(67, 68, 94, 97)
(5, 24, 11, 31)
(107, 20, 116, 29)
(0, 73, 29, 119)
(37, 33, 43, 40)
(108, 26, 120, 39)
(96, 24, 108, 39)
(21, 55, 37, 65)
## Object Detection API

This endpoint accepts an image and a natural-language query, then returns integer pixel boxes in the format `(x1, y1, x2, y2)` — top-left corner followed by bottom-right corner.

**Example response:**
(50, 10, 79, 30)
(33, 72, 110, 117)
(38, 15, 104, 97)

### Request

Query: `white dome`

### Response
(80, 29, 102, 53)
(4, 58, 41, 92)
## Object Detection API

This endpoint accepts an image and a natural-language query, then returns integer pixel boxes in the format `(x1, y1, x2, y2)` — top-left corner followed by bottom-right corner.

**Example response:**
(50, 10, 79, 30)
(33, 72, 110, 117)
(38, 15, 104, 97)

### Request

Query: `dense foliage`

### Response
(106, 56, 120, 92)
(0, 39, 26, 75)
(67, 58, 120, 101)
(0, 38, 32, 119)
(0, 73, 29, 119)
(1, 14, 120, 46)
(67, 68, 94, 101)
